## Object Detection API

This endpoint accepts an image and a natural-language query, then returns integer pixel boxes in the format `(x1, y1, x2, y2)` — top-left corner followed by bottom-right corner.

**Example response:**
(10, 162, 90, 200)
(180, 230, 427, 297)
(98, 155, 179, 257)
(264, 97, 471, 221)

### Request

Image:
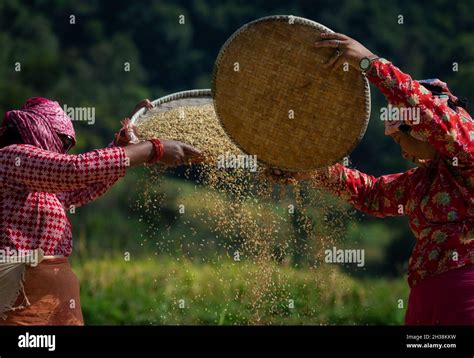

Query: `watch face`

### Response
(360, 58, 370, 71)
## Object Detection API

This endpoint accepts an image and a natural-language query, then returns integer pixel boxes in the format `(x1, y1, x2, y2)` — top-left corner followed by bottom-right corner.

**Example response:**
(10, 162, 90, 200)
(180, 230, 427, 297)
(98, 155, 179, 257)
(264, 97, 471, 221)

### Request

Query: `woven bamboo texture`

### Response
(212, 15, 371, 171)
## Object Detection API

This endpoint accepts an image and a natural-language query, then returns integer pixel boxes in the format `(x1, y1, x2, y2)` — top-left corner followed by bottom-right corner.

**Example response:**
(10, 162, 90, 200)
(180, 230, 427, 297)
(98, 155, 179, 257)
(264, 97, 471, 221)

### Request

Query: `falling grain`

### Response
(133, 103, 355, 324)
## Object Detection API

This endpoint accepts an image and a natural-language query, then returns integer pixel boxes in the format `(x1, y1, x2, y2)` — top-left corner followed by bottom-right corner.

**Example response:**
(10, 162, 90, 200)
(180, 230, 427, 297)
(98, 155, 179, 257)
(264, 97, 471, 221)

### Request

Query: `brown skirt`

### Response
(0, 258, 84, 325)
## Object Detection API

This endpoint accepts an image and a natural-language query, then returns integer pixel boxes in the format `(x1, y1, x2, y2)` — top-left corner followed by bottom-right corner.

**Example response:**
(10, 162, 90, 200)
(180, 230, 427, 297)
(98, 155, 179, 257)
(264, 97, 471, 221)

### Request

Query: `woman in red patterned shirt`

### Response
(280, 32, 473, 325)
(0, 97, 202, 325)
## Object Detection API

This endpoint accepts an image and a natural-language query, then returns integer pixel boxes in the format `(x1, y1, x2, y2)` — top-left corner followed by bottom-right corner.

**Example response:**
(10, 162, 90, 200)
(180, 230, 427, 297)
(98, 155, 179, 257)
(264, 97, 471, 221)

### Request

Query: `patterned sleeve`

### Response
(313, 163, 416, 218)
(0, 144, 128, 193)
(366, 58, 474, 165)
(56, 142, 125, 208)
(57, 178, 122, 209)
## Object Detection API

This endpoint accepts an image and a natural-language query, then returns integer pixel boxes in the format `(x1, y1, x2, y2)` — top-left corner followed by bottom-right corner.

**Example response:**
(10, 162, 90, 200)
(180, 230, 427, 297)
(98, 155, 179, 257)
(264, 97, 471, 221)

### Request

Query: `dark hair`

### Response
(0, 123, 23, 148)
(421, 83, 468, 111)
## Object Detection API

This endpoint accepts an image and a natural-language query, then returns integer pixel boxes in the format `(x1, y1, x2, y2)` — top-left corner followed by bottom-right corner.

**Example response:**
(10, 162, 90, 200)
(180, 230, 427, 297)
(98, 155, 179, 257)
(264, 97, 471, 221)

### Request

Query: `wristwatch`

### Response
(359, 56, 379, 72)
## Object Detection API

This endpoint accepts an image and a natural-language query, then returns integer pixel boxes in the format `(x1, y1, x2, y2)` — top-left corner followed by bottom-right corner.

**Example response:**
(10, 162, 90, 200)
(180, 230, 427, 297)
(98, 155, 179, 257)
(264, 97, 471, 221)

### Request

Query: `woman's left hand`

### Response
(114, 99, 155, 147)
(114, 118, 138, 147)
(313, 32, 376, 70)
(131, 99, 154, 117)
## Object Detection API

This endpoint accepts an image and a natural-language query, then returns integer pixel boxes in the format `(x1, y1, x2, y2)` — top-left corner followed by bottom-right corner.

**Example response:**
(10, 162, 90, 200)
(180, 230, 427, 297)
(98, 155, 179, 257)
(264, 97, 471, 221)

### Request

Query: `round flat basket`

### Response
(212, 15, 371, 171)
(130, 89, 213, 143)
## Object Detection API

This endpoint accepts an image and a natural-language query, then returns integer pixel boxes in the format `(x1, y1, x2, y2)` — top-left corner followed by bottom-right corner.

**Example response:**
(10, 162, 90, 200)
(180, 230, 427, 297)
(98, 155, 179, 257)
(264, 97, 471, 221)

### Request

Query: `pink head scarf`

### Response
(1, 97, 76, 153)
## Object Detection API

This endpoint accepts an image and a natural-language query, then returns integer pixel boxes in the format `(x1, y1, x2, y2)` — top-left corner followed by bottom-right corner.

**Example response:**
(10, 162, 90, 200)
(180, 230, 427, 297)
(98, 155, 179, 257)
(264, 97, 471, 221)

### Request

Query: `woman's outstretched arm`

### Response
(311, 164, 416, 218)
(57, 99, 203, 208)
(0, 140, 201, 194)
(272, 164, 416, 218)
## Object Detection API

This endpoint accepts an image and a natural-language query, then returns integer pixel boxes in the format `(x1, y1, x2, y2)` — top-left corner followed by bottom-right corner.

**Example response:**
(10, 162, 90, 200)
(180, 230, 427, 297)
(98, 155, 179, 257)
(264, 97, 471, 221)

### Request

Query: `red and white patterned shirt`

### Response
(319, 58, 474, 287)
(0, 144, 127, 256)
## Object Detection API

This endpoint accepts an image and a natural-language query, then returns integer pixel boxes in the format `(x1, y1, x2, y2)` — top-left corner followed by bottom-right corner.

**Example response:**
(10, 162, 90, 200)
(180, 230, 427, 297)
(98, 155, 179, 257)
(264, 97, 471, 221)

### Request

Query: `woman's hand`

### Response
(313, 32, 376, 70)
(114, 118, 138, 146)
(131, 99, 154, 117)
(124, 140, 203, 168)
(114, 99, 155, 147)
(119, 99, 204, 167)
(160, 140, 203, 167)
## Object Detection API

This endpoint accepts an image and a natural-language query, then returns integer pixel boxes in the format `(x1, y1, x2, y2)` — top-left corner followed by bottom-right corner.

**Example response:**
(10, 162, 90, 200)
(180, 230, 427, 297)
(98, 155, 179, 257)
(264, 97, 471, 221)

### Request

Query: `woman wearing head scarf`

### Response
(277, 32, 473, 325)
(0, 97, 201, 325)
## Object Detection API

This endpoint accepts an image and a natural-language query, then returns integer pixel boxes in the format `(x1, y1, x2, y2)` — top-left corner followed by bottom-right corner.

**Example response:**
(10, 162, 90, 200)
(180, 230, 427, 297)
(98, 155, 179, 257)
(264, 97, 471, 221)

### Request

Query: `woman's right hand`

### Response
(314, 32, 376, 70)
(124, 140, 203, 168)
(159, 140, 203, 166)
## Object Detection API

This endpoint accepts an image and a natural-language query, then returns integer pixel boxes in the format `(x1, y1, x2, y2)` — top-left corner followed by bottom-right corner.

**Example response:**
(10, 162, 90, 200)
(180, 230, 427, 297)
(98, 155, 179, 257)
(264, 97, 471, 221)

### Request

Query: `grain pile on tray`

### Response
(136, 104, 244, 163)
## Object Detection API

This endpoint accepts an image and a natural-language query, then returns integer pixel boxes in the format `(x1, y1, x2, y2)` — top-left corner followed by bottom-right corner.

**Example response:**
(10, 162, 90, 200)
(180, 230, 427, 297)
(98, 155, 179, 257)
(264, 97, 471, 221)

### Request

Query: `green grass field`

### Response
(73, 256, 408, 325)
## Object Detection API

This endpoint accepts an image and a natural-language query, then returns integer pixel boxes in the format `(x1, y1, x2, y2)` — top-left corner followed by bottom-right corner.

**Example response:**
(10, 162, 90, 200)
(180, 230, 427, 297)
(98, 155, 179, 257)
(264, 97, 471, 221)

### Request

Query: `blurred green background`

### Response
(0, 0, 472, 324)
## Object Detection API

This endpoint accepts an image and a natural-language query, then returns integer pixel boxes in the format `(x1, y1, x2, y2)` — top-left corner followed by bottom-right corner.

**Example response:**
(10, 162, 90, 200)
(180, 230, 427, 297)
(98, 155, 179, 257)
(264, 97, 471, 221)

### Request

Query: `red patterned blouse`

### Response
(0, 144, 127, 256)
(318, 58, 474, 287)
